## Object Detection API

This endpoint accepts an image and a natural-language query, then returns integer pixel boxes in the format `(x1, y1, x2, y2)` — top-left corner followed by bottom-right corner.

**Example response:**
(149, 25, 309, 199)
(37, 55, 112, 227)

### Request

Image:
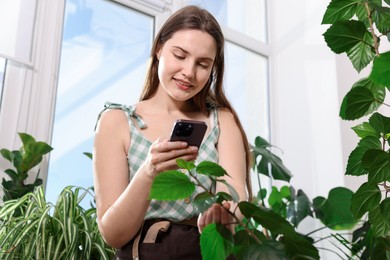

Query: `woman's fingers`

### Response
(198, 203, 234, 233)
(149, 139, 198, 172)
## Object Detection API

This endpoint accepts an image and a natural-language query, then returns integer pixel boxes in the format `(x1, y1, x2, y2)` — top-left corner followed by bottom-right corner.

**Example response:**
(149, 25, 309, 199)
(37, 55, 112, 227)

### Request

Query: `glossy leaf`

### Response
(370, 51, 390, 86)
(355, 3, 370, 27)
(281, 234, 319, 260)
(215, 191, 233, 204)
(0, 149, 13, 162)
(351, 182, 381, 218)
(339, 87, 378, 120)
(323, 20, 369, 54)
(322, 0, 358, 24)
(237, 241, 286, 260)
(252, 145, 292, 182)
(239, 202, 297, 237)
(372, 6, 390, 34)
(352, 122, 380, 138)
(380, 198, 390, 225)
(286, 190, 313, 228)
(200, 223, 233, 260)
(19, 132, 36, 149)
(149, 170, 195, 200)
(312, 187, 357, 230)
(193, 192, 216, 213)
(361, 148, 384, 170)
(254, 135, 271, 147)
(346, 136, 381, 176)
(368, 205, 390, 237)
(268, 186, 290, 218)
(176, 159, 195, 171)
(367, 151, 390, 185)
(369, 112, 390, 135)
(346, 31, 375, 72)
(196, 161, 227, 177)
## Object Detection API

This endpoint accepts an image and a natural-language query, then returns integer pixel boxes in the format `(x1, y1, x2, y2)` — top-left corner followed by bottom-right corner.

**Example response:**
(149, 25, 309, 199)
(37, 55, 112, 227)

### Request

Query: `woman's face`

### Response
(156, 29, 217, 102)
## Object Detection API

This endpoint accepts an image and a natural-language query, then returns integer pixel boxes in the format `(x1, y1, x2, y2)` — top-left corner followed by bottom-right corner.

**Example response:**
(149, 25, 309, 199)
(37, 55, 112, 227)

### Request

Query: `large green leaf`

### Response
(238, 202, 296, 237)
(339, 87, 378, 120)
(149, 170, 195, 200)
(286, 189, 312, 228)
(371, 237, 390, 260)
(372, 6, 390, 34)
(380, 197, 390, 225)
(321, 0, 358, 24)
(367, 150, 390, 185)
(312, 187, 358, 230)
(280, 234, 319, 260)
(236, 241, 286, 260)
(351, 182, 381, 218)
(252, 145, 292, 182)
(200, 223, 234, 260)
(346, 136, 381, 176)
(369, 112, 390, 135)
(346, 31, 375, 72)
(268, 186, 290, 218)
(370, 51, 390, 86)
(352, 122, 380, 138)
(19, 132, 36, 150)
(323, 20, 369, 54)
(233, 229, 267, 256)
(196, 161, 227, 177)
(368, 205, 390, 237)
(361, 148, 384, 170)
(193, 192, 216, 213)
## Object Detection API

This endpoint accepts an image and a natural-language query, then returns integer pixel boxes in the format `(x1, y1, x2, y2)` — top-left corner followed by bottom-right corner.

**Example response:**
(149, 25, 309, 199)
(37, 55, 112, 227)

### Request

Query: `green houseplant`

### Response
(149, 135, 359, 260)
(322, 0, 390, 258)
(0, 133, 115, 259)
(0, 133, 52, 202)
(0, 185, 114, 259)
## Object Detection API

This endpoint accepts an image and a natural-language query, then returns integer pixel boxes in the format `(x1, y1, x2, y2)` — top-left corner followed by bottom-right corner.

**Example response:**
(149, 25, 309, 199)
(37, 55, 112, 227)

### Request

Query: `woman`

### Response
(93, 5, 252, 259)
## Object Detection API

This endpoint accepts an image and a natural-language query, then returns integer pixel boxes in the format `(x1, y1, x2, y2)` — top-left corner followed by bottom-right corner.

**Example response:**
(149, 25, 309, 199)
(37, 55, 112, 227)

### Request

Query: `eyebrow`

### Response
(172, 46, 214, 62)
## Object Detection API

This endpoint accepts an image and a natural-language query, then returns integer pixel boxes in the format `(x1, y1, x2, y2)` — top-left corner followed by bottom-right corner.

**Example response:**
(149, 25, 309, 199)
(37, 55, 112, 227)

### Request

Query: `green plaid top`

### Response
(98, 102, 219, 221)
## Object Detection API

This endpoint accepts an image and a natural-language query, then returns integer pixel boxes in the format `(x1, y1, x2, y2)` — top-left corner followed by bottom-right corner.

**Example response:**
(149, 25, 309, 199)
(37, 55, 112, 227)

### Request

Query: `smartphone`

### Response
(169, 119, 207, 148)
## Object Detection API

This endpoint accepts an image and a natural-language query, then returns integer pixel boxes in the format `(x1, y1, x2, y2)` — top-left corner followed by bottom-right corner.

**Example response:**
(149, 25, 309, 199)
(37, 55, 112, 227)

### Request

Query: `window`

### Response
(186, 0, 270, 142)
(46, 0, 154, 204)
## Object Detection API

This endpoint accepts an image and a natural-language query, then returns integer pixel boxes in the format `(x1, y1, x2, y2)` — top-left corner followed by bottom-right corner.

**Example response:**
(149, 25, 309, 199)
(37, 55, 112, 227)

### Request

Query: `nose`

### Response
(182, 61, 195, 79)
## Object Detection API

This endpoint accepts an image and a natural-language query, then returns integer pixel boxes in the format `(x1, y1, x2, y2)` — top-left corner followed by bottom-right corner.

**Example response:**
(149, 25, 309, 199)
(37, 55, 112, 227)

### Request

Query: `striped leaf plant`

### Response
(0, 185, 115, 259)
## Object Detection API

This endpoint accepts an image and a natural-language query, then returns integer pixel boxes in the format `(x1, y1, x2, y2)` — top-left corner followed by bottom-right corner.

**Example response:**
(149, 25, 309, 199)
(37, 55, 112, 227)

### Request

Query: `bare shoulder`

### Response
(217, 108, 238, 127)
(95, 109, 129, 134)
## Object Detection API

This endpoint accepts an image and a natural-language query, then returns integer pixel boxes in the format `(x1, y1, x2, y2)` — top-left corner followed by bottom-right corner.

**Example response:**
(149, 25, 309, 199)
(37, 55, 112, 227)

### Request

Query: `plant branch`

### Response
(364, 2, 380, 55)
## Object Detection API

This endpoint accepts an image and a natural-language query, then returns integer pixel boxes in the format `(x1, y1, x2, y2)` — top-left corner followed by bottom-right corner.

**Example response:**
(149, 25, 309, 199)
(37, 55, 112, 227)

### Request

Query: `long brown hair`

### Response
(140, 5, 252, 199)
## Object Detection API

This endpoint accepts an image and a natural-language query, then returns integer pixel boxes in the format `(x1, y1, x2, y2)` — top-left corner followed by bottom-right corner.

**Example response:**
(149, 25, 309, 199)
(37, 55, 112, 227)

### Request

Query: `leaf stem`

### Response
(364, 2, 380, 55)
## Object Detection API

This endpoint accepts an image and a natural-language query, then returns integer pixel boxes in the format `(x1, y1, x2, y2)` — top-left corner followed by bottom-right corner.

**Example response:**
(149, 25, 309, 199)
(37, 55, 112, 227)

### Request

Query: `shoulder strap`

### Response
(94, 102, 146, 131)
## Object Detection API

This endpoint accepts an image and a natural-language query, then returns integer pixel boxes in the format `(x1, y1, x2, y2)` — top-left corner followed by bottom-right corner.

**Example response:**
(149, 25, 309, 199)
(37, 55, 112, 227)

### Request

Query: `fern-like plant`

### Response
(0, 186, 114, 259)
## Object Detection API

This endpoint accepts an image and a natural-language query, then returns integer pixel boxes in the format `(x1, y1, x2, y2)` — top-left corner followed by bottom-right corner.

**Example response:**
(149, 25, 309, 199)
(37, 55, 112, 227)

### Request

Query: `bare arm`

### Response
(198, 109, 248, 231)
(93, 110, 198, 248)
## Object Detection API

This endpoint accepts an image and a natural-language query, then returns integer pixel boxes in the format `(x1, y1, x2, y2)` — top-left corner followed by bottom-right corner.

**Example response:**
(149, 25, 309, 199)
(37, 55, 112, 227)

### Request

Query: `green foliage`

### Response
(0, 186, 114, 259)
(150, 155, 358, 259)
(0, 133, 53, 202)
(322, 0, 390, 258)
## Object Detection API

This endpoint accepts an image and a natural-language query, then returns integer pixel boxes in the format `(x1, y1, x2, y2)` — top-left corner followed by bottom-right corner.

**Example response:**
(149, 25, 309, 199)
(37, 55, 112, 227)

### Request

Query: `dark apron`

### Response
(115, 218, 202, 260)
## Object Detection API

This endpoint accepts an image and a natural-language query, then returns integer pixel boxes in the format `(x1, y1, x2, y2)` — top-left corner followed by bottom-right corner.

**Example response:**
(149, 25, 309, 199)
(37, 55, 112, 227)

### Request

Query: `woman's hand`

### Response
(197, 202, 234, 233)
(143, 138, 199, 178)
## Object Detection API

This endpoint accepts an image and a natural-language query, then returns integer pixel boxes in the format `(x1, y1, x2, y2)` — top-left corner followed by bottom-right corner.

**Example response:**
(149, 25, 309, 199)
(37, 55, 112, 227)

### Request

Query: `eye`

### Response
(198, 62, 210, 69)
(173, 53, 185, 60)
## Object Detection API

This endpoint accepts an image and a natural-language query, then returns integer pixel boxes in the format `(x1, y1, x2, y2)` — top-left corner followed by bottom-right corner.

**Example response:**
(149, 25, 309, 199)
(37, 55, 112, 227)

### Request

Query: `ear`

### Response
(156, 48, 162, 60)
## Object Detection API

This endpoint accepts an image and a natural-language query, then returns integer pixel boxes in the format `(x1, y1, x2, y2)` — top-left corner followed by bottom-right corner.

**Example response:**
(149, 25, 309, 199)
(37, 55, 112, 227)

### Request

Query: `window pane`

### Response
(225, 42, 269, 143)
(46, 0, 154, 205)
(0, 0, 37, 63)
(0, 57, 5, 111)
(187, 0, 267, 43)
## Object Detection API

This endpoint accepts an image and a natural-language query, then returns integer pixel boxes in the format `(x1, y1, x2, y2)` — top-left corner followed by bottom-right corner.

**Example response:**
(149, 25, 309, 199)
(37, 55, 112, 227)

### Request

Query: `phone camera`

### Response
(176, 123, 193, 137)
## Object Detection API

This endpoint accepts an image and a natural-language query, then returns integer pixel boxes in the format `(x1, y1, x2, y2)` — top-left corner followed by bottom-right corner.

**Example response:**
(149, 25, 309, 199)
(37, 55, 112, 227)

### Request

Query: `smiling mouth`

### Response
(175, 79, 192, 90)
